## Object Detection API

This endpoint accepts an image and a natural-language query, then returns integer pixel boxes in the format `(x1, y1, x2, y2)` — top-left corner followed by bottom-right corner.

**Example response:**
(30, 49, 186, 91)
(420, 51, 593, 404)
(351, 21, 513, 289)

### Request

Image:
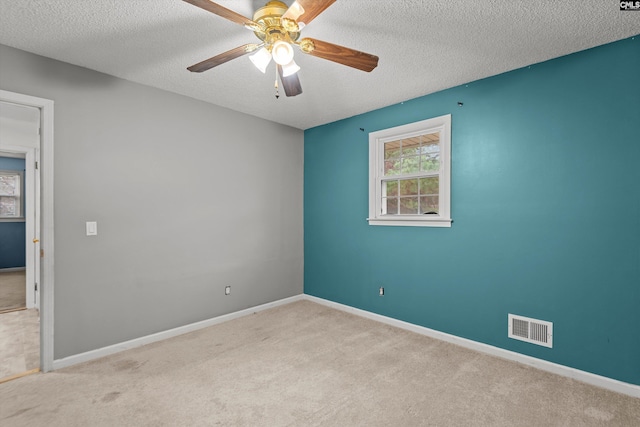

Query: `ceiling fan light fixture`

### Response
(272, 40, 294, 65)
(249, 47, 272, 73)
(281, 59, 300, 77)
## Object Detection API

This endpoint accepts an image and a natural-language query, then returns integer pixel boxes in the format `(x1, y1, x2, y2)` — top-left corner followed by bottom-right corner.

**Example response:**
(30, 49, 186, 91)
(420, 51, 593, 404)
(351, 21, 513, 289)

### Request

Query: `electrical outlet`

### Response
(225, 286, 231, 295)
(379, 287, 384, 296)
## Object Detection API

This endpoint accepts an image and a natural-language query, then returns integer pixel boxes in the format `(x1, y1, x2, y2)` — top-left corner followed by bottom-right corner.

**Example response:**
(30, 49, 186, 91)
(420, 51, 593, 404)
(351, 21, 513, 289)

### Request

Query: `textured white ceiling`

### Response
(1, 1, 639, 130)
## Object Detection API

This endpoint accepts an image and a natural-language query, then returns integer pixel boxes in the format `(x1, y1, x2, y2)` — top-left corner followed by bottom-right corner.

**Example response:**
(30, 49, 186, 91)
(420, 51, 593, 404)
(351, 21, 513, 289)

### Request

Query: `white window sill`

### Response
(0, 217, 26, 223)
(367, 216, 452, 227)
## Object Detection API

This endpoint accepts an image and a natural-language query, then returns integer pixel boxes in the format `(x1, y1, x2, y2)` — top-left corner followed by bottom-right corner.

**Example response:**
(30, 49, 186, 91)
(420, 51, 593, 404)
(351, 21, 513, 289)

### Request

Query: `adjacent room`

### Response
(0, 0, 639, 425)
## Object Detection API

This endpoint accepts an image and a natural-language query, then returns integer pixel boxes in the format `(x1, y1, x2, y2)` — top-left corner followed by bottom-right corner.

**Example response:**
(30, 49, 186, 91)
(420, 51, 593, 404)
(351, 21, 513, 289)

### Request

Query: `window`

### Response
(368, 114, 451, 227)
(0, 170, 23, 220)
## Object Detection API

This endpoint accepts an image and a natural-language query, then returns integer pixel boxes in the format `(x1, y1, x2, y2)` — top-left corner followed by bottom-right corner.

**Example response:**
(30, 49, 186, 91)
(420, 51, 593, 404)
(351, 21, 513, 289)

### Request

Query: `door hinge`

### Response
(35, 282, 38, 292)
(40, 249, 44, 258)
(35, 161, 39, 170)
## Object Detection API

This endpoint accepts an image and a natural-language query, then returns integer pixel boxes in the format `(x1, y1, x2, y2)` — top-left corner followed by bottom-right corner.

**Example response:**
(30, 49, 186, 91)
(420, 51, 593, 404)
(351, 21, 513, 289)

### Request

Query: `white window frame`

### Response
(368, 114, 451, 227)
(0, 169, 24, 221)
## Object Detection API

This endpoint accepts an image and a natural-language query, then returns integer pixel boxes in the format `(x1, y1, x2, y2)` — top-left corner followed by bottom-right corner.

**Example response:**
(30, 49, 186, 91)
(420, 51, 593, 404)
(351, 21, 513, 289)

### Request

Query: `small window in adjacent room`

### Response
(368, 114, 451, 227)
(0, 170, 24, 220)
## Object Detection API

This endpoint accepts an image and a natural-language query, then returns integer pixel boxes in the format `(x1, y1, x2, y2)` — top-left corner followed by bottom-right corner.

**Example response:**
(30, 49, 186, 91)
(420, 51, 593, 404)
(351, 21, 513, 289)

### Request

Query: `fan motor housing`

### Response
(252, 1, 300, 43)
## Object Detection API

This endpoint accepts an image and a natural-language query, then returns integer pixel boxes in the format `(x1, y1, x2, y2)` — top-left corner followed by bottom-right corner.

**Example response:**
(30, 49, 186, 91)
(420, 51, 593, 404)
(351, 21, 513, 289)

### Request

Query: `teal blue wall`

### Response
(304, 36, 640, 385)
(0, 156, 26, 269)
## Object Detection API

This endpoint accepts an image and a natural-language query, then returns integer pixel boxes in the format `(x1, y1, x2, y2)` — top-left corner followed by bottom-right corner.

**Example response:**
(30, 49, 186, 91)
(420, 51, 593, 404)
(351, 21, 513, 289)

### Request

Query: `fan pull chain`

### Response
(274, 68, 280, 99)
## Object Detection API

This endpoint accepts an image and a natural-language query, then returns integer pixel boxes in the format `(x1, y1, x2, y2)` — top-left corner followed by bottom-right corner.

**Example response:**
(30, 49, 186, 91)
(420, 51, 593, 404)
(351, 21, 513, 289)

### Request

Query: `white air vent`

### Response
(508, 314, 553, 348)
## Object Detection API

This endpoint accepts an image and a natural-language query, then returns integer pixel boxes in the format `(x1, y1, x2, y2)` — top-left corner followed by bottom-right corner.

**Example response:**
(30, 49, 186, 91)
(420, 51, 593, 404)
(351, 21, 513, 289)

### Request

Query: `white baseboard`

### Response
(0, 267, 26, 272)
(303, 295, 640, 399)
(52, 295, 305, 370)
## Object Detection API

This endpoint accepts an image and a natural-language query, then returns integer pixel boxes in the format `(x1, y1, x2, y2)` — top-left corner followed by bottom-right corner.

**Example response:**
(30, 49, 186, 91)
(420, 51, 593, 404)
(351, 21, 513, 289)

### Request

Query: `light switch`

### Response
(86, 221, 98, 236)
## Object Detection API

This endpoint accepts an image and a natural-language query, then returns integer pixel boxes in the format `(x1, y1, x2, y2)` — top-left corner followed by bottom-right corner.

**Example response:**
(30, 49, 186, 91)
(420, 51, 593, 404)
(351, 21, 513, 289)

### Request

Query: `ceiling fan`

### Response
(182, 0, 379, 97)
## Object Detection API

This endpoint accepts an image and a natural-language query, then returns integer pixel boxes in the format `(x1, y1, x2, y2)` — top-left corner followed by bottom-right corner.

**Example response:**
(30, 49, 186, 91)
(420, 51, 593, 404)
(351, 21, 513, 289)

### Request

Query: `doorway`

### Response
(1, 153, 28, 312)
(0, 90, 54, 376)
(0, 108, 40, 380)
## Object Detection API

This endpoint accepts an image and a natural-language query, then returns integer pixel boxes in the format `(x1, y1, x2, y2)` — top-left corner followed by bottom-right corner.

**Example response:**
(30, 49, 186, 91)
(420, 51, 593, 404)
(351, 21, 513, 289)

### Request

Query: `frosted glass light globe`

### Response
(272, 41, 294, 65)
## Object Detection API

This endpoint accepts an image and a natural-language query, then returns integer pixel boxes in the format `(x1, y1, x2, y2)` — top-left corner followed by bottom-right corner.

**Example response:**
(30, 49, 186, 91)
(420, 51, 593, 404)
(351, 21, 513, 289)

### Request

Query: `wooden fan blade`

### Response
(283, 0, 336, 26)
(183, 0, 259, 27)
(300, 38, 379, 72)
(277, 65, 303, 97)
(187, 44, 256, 72)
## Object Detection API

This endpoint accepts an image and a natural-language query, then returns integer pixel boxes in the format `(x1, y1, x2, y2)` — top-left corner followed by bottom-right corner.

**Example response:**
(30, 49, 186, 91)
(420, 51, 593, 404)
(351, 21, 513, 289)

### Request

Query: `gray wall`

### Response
(0, 44, 304, 359)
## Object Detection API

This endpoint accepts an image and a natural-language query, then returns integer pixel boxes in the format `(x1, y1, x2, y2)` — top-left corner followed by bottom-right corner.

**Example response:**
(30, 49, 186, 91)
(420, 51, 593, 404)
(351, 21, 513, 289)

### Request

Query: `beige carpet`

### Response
(0, 270, 26, 312)
(0, 309, 39, 380)
(1, 300, 638, 426)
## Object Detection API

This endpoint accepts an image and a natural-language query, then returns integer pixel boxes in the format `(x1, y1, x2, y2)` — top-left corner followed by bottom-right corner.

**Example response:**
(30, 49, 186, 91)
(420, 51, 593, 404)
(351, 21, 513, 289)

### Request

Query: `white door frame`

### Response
(0, 89, 54, 372)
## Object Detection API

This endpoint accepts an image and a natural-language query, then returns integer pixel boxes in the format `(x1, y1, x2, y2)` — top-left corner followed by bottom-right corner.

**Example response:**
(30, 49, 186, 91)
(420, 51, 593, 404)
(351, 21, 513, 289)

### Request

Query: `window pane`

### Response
(420, 154, 440, 172)
(401, 136, 421, 156)
(384, 141, 401, 159)
(385, 181, 398, 197)
(420, 196, 439, 214)
(399, 178, 418, 196)
(399, 197, 419, 214)
(0, 175, 19, 196)
(384, 160, 401, 176)
(419, 177, 439, 195)
(401, 156, 420, 174)
(384, 197, 398, 215)
(0, 196, 17, 216)
(421, 133, 440, 153)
